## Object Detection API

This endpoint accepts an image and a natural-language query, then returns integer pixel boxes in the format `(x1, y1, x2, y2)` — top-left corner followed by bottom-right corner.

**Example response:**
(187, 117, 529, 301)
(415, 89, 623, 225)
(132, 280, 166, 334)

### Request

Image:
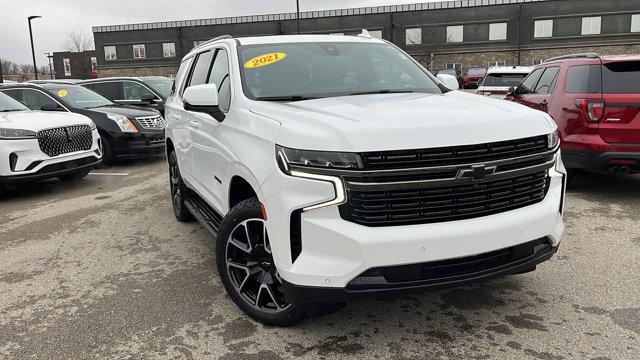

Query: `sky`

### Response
(1, 0, 440, 67)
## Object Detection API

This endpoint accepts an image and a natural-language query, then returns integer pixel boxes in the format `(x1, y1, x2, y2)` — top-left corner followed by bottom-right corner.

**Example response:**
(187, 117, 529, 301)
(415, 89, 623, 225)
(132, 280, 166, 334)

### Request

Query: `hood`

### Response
(87, 105, 160, 118)
(0, 110, 94, 132)
(250, 91, 556, 152)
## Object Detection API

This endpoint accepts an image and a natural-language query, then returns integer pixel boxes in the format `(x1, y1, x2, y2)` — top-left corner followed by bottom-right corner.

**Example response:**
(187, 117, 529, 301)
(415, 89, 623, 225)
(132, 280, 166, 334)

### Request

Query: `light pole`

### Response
(28, 15, 42, 80)
(296, 0, 301, 34)
(45, 52, 54, 79)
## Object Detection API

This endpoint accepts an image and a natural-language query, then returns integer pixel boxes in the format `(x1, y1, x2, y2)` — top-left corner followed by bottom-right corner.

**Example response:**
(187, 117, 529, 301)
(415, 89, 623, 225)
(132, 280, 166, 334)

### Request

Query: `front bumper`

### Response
(262, 157, 566, 297)
(112, 130, 166, 160)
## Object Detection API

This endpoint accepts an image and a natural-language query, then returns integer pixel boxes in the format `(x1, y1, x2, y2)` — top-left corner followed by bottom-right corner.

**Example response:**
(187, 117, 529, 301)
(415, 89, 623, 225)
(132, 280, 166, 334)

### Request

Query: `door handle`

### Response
(190, 120, 201, 128)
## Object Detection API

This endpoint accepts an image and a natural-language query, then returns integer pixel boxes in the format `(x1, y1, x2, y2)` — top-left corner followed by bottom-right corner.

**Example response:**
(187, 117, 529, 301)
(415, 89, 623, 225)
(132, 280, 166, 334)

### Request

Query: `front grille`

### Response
(36, 156, 97, 175)
(360, 135, 548, 170)
(37, 126, 92, 157)
(348, 237, 552, 290)
(340, 171, 549, 226)
(136, 116, 166, 130)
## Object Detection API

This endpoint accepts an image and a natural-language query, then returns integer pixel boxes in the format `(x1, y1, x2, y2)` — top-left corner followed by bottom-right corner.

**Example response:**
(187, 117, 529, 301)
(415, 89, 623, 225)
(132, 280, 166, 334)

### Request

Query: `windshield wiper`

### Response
(348, 89, 416, 96)
(255, 95, 318, 102)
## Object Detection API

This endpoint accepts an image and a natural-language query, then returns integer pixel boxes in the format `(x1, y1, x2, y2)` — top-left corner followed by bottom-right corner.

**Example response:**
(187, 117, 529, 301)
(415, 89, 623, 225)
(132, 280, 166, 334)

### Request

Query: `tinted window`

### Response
(467, 68, 486, 75)
(602, 61, 640, 94)
(123, 81, 156, 100)
(22, 89, 57, 110)
(534, 67, 560, 94)
(239, 42, 442, 100)
(1, 89, 23, 103)
(173, 58, 193, 96)
(519, 68, 543, 93)
(187, 50, 214, 87)
(85, 82, 123, 100)
(481, 73, 528, 87)
(145, 78, 173, 98)
(566, 65, 601, 94)
(208, 49, 231, 112)
(44, 85, 113, 109)
(0, 92, 29, 111)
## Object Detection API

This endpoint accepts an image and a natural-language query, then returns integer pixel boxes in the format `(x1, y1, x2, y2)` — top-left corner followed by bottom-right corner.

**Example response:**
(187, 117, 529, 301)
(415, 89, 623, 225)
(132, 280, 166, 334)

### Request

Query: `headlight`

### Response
(107, 114, 138, 133)
(276, 145, 362, 172)
(548, 130, 560, 149)
(0, 128, 36, 140)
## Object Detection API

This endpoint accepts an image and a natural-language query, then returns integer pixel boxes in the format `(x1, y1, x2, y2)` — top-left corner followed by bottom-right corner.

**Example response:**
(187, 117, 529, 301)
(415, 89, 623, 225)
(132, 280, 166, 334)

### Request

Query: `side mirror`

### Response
(436, 74, 460, 91)
(183, 83, 225, 121)
(141, 94, 156, 104)
(41, 102, 65, 111)
(506, 86, 517, 97)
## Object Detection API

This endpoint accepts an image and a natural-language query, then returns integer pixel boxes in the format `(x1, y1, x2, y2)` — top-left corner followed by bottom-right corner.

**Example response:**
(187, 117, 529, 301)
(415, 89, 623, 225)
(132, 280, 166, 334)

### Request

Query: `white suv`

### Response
(165, 34, 566, 326)
(0, 91, 101, 196)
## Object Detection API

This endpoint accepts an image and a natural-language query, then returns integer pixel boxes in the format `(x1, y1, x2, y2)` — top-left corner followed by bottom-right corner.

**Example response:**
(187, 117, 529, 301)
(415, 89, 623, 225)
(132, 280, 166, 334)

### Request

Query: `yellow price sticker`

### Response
(244, 52, 287, 69)
(58, 89, 68, 97)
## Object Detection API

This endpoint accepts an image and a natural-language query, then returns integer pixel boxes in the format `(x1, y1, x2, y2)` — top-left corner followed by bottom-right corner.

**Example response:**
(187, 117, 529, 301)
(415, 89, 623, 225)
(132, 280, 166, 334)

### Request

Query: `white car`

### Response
(165, 33, 566, 326)
(476, 66, 534, 99)
(0, 92, 101, 196)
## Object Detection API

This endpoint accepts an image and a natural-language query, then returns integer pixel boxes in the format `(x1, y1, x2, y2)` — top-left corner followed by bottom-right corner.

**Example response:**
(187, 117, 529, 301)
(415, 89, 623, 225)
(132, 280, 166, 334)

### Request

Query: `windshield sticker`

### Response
(57, 89, 68, 97)
(244, 52, 287, 69)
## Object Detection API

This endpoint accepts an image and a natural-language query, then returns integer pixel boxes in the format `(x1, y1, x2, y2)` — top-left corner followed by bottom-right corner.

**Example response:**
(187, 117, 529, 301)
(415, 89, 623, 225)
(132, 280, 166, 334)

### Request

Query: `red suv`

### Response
(508, 53, 640, 174)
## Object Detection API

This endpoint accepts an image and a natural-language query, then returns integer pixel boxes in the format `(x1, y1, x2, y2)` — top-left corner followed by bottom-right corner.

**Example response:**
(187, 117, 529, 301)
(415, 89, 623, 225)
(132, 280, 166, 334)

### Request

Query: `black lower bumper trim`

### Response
(0, 156, 101, 184)
(281, 241, 558, 304)
(562, 149, 640, 173)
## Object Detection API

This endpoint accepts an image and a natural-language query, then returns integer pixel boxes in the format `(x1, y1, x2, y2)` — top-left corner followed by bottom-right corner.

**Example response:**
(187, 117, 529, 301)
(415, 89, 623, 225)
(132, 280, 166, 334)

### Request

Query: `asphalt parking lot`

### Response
(1, 156, 639, 360)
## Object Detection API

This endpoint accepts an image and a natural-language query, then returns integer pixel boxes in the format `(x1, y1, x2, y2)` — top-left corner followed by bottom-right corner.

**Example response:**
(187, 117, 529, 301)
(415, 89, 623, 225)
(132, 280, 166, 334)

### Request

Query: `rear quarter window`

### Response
(566, 65, 601, 94)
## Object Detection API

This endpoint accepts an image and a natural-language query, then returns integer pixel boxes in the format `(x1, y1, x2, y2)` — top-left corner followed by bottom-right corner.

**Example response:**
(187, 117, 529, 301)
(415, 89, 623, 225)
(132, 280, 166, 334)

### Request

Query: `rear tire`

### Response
(0, 185, 6, 198)
(168, 150, 193, 222)
(216, 198, 305, 326)
(58, 169, 91, 182)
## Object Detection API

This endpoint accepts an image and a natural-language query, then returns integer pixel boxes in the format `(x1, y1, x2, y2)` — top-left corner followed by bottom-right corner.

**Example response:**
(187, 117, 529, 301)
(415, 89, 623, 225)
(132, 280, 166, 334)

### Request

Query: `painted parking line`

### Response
(89, 172, 131, 176)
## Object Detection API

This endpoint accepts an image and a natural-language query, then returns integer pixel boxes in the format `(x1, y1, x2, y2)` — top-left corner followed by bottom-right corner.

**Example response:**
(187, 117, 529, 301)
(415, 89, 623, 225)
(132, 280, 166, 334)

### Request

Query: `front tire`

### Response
(100, 134, 115, 167)
(216, 198, 305, 326)
(168, 151, 193, 222)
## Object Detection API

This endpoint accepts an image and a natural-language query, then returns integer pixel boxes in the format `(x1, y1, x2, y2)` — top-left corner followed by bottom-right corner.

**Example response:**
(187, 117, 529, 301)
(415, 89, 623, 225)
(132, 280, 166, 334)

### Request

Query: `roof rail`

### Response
(192, 35, 233, 51)
(544, 53, 600, 63)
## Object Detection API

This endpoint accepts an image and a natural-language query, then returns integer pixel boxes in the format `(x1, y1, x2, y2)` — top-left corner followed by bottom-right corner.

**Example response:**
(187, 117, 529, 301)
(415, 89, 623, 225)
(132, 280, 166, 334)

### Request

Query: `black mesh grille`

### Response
(37, 125, 92, 157)
(339, 171, 549, 226)
(360, 135, 548, 170)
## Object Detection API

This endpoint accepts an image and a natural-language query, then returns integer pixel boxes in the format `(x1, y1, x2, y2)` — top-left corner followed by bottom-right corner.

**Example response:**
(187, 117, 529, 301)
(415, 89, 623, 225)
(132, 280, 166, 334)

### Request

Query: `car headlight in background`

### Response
(276, 145, 362, 171)
(548, 130, 560, 149)
(107, 114, 138, 133)
(0, 128, 37, 140)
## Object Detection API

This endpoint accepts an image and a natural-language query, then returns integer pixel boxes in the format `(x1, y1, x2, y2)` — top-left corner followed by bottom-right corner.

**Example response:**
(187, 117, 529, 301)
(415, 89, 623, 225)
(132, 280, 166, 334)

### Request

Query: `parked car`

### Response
(0, 82, 165, 165)
(462, 67, 487, 89)
(477, 66, 533, 98)
(0, 91, 101, 196)
(436, 68, 464, 88)
(164, 33, 566, 326)
(507, 53, 640, 174)
(79, 77, 173, 115)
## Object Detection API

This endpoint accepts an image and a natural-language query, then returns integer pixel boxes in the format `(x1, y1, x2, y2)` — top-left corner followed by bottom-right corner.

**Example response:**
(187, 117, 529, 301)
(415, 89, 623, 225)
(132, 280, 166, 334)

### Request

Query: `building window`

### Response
(487, 61, 507, 67)
(581, 16, 601, 35)
(405, 28, 422, 45)
(446, 63, 462, 70)
(104, 46, 117, 61)
(369, 30, 383, 39)
(489, 23, 507, 41)
(632, 14, 640, 33)
(534, 20, 553, 38)
(163, 42, 176, 58)
(446, 25, 464, 43)
(133, 44, 146, 59)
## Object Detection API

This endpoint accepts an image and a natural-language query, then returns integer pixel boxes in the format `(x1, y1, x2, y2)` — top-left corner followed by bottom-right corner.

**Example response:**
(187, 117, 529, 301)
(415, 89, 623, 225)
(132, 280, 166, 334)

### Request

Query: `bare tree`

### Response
(63, 30, 95, 53)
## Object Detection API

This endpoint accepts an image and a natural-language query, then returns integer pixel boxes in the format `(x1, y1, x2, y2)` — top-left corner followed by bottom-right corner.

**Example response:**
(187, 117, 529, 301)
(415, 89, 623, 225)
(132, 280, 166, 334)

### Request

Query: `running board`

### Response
(184, 190, 224, 238)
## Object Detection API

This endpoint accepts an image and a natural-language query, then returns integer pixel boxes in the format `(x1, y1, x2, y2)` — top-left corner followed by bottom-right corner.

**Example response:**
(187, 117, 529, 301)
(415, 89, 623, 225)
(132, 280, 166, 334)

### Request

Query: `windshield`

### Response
(0, 92, 29, 112)
(467, 68, 486, 76)
(238, 42, 442, 100)
(482, 73, 528, 87)
(44, 85, 113, 109)
(145, 78, 173, 98)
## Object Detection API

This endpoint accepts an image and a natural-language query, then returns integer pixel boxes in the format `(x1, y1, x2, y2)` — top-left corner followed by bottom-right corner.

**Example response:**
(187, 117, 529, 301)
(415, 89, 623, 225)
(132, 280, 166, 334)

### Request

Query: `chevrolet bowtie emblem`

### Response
(458, 164, 497, 181)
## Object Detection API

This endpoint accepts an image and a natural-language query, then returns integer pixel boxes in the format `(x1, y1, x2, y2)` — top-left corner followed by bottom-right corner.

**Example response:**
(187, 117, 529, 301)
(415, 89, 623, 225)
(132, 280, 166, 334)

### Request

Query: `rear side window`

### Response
(187, 50, 214, 88)
(566, 65, 601, 94)
(481, 73, 528, 87)
(519, 68, 543, 93)
(534, 67, 560, 94)
(602, 61, 640, 94)
(85, 82, 123, 100)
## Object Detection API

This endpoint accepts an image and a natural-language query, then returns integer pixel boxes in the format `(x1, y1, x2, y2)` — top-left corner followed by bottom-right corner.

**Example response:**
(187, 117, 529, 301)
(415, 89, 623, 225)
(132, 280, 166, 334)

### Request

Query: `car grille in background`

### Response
(37, 125, 92, 157)
(136, 116, 166, 130)
(360, 135, 548, 170)
(339, 171, 549, 226)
